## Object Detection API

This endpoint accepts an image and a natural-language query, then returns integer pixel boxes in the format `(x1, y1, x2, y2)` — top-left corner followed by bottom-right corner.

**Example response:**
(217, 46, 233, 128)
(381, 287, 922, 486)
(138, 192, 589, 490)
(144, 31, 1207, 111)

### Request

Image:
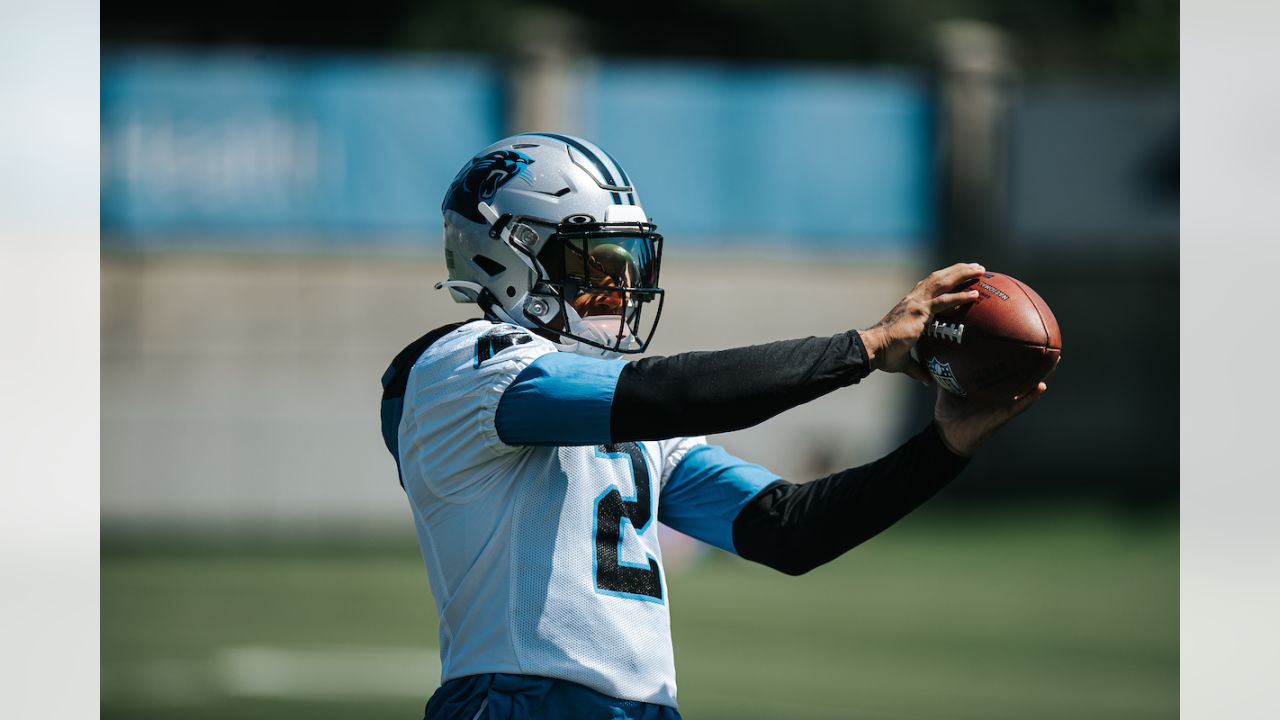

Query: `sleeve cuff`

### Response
(847, 329, 872, 384)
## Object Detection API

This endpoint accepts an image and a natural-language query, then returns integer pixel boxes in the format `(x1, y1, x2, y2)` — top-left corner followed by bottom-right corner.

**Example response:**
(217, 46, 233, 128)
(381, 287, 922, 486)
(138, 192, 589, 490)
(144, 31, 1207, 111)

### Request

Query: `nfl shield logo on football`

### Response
(927, 356, 967, 396)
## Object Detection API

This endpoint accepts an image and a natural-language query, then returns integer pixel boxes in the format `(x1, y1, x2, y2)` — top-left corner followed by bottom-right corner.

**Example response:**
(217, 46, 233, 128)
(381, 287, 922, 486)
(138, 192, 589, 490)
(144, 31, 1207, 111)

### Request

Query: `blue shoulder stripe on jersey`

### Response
(495, 352, 628, 446)
(523, 132, 626, 205)
(658, 445, 781, 555)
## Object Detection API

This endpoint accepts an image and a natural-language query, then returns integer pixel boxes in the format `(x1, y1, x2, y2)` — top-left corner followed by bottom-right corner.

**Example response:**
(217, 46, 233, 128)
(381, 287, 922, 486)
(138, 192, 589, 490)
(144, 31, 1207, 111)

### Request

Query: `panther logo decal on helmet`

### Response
(442, 150, 535, 223)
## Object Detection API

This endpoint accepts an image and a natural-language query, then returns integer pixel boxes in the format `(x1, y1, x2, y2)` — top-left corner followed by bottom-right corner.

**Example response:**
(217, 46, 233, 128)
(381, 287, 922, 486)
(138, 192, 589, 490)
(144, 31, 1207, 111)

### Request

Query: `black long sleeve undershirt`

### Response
(609, 330, 965, 575)
(732, 422, 970, 576)
(610, 330, 872, 442)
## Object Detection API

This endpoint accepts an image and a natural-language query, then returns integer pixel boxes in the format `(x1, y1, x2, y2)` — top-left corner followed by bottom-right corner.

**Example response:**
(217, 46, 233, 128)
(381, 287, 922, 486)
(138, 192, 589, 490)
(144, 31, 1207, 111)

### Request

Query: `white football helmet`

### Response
(437, 133, 665, 358)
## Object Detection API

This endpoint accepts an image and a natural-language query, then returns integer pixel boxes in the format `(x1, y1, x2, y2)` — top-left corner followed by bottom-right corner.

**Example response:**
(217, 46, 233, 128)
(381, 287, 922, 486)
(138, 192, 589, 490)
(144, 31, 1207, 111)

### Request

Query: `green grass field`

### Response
(102, 504, 1176, 719)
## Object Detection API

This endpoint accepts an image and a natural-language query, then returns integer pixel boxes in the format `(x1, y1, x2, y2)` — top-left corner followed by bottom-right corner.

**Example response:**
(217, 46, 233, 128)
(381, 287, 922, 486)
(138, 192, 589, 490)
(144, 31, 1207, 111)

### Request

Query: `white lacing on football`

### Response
(925, 320, 965, 344)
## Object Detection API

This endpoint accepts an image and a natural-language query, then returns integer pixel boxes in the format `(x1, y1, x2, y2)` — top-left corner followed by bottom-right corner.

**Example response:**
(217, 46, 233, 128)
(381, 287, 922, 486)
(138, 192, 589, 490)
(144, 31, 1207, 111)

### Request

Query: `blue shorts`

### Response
(424, 673, 683, 720)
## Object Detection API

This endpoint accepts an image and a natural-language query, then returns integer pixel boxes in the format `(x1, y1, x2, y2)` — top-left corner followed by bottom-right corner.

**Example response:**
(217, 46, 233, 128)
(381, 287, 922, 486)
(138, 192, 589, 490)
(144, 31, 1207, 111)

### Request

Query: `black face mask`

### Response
(521, 219, 666, 355)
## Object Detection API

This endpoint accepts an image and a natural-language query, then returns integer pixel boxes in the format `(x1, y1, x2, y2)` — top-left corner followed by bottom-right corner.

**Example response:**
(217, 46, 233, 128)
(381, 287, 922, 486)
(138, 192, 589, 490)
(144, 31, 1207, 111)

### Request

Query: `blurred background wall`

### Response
(101, 23, 1177, 531)
(101, 49, 941, 529)
(101, 2, 1177, 718)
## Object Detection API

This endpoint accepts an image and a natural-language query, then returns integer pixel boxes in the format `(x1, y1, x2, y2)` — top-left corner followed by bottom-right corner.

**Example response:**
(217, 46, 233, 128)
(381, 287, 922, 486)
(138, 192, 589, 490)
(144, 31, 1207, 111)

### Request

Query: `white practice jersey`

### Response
(394, 320, 703, 707)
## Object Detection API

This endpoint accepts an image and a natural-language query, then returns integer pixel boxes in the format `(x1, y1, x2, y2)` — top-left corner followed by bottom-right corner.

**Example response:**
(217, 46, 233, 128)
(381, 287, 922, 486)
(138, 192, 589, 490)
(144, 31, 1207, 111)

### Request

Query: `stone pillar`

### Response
(931, 20, 1016, 264)
(506, 8, 582, 136)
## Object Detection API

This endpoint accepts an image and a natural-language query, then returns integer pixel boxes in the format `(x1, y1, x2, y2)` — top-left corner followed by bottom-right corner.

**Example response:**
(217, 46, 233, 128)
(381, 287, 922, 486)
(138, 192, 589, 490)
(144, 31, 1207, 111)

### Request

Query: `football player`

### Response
(380, 133, 1046, 719)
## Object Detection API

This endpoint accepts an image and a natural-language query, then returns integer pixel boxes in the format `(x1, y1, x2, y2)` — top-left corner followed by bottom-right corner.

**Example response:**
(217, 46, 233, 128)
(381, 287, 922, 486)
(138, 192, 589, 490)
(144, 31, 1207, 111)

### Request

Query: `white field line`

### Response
(104, 644, 442, 704)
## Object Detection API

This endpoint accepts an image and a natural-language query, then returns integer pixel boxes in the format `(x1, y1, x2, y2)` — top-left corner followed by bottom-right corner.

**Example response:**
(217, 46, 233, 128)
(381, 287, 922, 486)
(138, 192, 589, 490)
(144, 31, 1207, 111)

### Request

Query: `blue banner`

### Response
(102, 52, 932, 250)
(583, 62, 933, 247)
(101, 51, 504, 246)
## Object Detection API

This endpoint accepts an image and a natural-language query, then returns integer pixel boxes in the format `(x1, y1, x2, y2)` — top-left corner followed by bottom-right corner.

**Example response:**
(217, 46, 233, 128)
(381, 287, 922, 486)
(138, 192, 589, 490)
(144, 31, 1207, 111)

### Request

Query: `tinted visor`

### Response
(534, 229, 665, 353)
(539, 235, 661, 315)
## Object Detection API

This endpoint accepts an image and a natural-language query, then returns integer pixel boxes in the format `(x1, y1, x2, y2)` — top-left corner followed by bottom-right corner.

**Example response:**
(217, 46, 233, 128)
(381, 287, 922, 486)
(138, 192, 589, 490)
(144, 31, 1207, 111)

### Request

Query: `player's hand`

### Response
(859, 263, 986, 384)
(933, 371, 1054, 457)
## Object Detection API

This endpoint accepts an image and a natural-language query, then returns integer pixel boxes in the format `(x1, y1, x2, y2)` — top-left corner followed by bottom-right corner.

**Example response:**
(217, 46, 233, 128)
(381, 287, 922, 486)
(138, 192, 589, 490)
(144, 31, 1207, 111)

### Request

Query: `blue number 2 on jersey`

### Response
(592, 443, 664, 603)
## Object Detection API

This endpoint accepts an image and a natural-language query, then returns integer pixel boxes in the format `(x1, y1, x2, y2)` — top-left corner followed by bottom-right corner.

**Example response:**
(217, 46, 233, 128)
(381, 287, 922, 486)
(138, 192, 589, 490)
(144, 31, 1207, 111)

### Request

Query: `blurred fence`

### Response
(1009, 85, 1178, 247)
(932, 81, 1179, 502)
(101, 48, 1178, 531)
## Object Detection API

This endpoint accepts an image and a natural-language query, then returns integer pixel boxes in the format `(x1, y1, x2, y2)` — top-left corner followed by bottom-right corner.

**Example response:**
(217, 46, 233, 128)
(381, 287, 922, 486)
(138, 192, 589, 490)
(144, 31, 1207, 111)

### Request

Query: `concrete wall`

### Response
(101, 251, 921, 531)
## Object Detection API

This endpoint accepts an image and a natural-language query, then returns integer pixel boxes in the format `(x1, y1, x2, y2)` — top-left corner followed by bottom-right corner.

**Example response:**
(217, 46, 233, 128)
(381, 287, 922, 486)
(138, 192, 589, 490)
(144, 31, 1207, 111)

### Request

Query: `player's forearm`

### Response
(609, 330, 872, 442)
(731, 422, 969, 576)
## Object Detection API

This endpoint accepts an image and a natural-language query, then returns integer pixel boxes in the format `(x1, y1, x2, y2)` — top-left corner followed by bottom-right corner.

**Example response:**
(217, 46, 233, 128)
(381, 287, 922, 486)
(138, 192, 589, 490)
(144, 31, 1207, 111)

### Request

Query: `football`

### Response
(915, 271, 1062, 403)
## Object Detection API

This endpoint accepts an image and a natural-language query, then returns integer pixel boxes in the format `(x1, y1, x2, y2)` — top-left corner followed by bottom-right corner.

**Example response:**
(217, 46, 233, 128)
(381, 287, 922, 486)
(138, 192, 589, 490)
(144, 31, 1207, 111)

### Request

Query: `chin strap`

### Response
(434, 279, 482, 296)
(435, 279, 623, 359)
